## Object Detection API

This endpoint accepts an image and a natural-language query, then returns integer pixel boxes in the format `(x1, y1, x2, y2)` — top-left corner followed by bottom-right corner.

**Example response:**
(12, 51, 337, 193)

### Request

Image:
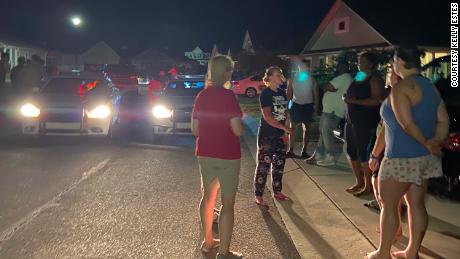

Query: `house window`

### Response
(334, 17, 350, 34)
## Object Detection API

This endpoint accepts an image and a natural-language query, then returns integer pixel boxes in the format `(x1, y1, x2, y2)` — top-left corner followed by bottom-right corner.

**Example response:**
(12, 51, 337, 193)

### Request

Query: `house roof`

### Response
(302, 0, 448, 54)
(0, 36, 45, 50)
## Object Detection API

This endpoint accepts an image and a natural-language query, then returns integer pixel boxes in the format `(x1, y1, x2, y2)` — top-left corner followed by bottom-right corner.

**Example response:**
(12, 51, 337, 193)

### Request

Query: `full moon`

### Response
(71, 16, 82, 26)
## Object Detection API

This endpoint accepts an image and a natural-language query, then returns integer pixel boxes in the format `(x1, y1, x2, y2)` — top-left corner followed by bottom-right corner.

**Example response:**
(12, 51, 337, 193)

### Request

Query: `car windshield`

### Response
(42, 78, 103, 95)
(164, 80, 205, 96)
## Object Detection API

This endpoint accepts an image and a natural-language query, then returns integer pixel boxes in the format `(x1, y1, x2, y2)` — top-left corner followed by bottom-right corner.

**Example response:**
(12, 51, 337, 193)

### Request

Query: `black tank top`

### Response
(345, 73, 381, 127)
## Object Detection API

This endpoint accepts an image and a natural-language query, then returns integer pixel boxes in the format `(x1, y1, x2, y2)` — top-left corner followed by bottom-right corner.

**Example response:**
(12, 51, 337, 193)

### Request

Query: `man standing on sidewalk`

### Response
(306, 61, 353, 166)
(286, 59, 319, 158)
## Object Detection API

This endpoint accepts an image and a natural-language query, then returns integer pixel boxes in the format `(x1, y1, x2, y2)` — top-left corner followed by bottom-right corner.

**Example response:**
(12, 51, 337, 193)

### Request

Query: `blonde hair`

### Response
(262, 66, 283, 86)
(206, 55, 234, 88)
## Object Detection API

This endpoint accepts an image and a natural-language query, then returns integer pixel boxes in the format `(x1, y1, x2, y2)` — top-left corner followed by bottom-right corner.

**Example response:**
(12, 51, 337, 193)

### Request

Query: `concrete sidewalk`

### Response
(242, 115, 460, 259)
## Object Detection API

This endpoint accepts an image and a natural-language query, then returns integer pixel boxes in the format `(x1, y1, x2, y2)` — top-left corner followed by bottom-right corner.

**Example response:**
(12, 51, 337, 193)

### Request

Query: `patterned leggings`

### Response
(254, 135, 287, 197)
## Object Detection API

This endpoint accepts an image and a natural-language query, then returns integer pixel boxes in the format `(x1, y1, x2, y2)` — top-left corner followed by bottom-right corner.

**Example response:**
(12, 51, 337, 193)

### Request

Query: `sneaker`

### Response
(300, 150, 310, 159)
(316, 154, 335, 166)
(286, 151, 297, 158)
(304, 155, 316, 165)
(216, 251, 244, 259)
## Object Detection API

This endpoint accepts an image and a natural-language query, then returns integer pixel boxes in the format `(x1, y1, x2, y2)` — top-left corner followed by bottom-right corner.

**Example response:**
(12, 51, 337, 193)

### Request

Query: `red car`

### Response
(231, 74, 265, 98)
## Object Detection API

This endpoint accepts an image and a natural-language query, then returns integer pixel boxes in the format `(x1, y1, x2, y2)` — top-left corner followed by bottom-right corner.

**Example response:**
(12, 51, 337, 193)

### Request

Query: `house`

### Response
(131, 48, 176, 73)
(79, 41, 119, 70)
(300, 0, 449, 79)
(0, 37, 46, 68)
(184, 46, 211, 66)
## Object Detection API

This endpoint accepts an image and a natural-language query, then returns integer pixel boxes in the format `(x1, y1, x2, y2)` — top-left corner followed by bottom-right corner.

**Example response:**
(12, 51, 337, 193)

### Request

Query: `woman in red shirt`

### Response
(192, 55, 244, 259)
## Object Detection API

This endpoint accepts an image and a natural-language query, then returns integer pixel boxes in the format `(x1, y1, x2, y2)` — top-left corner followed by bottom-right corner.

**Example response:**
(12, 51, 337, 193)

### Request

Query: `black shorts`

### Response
(345, 122, 376, 162)
(289, 102, 314, 124)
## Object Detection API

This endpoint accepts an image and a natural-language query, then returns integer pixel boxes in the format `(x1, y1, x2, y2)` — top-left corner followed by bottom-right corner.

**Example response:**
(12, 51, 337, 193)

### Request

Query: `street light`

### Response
(71, 16, 82, 27)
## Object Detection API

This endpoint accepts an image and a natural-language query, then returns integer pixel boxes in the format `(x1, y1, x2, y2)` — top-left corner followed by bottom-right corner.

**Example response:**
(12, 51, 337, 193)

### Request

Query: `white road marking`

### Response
(0, 158, 111, 244)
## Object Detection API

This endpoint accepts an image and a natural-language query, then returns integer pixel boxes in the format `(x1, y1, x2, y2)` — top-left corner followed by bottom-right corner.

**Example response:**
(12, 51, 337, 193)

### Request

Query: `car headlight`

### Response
(152, 105, 172, 118)
(20, 103, 40, 117)
(88, 105, 111, 119)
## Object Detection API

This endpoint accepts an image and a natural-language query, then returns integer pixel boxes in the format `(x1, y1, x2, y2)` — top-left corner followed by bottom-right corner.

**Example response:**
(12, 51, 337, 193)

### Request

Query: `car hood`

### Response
(156, 95, 197, 109)
(32, 94, 108, 109)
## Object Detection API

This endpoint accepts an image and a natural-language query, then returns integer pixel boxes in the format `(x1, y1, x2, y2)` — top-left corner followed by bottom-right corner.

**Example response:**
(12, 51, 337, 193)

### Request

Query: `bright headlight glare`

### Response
(21, 103, 40, 117)
(152, 105, 172, 118)
(88, 105, 111, 119)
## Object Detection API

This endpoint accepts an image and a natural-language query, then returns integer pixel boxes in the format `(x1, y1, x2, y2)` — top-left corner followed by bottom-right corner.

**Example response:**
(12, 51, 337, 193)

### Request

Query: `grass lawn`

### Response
(238, 96, 320, 141)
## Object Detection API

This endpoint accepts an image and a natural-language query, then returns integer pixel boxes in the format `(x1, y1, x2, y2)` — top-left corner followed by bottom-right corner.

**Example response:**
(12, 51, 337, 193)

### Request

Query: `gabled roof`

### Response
(302, 0, 448, 54)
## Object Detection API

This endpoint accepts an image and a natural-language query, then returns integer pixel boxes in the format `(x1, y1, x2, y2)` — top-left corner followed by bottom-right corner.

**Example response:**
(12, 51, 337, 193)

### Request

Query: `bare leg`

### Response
(302, 123, 310, 154)
(392, 181, 428, 259)
(200, 178, 219, 248)
(288, 122, 299, 154)
(346, 159, 364, 192)
(372, 175, 381, 208)
(367, 177, 410, 259)
(218, 192, 236, 254)
(354, 162, 373, 195)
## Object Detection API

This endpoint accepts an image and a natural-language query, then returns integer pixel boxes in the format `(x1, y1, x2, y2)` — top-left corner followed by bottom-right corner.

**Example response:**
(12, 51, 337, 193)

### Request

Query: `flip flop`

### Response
(201, 239, 220, 253)
(255, 196, 267, 206)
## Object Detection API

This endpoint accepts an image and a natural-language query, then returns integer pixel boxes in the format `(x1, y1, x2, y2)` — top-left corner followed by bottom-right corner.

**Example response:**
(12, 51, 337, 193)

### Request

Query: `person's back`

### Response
(322, 72, 352, 118)
(291, 71, 313, 105)
(194, 86, 242, 160)
(11, 57, 26, 88)
(21, 60, 44, 91)
(382, 75, 440, 158)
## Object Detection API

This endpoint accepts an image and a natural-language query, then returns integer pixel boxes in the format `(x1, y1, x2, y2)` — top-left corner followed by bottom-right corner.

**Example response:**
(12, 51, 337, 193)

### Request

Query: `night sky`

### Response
(0, 0, 450, 56)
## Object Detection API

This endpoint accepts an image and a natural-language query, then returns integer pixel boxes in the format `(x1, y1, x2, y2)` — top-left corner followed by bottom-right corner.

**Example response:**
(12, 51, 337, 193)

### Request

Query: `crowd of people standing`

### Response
(192, 45, 447, 258)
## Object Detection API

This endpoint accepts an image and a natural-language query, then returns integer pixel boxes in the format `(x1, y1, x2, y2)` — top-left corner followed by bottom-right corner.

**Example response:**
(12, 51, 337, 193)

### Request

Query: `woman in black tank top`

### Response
(343, 52, 384, 196)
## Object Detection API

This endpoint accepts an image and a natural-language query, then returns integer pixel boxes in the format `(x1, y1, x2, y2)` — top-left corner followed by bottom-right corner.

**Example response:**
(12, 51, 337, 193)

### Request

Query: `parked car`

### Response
(103, 64, 142, 91)
(149, 77, 205, 143)
(19, 73, 121, 137)
(231, 74, 265, 98)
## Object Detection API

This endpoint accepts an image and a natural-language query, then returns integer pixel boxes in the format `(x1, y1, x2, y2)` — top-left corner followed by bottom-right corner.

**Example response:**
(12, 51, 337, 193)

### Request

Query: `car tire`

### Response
(245, 87, 257, 98)
(109, 118, 126, 143)
(149, 131, 165, 144)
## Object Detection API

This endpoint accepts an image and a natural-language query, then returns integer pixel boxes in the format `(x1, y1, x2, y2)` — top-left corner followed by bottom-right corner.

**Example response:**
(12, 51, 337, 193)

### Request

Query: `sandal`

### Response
(255, 196, 267, 206)
(364, 200, 380, 211)
(274, 192, 289, 201)
(216, 251, 244, 258)
(200, 239, 220, 253)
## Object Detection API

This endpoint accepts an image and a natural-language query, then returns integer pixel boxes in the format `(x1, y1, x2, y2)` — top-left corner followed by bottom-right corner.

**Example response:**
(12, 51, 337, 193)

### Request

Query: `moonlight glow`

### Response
(71, 16, 82, 26)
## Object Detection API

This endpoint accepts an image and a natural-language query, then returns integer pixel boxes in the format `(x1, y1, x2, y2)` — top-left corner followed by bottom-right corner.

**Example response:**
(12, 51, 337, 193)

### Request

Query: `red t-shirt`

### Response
(192, 86, 243, 160)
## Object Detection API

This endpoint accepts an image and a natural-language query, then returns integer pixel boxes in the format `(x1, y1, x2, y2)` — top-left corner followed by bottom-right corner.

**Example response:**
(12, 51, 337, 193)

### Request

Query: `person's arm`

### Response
(348, 75, 383, 106)
(230, 117, 244, 136)
(371, 123, 386, 158)
(391, 80, 429, 148)
(323, 82, 338, 92)
(286, 78, 293, 100)
(369, 122, 386, 171)
(191, 118, 199, 136)
(432, 99, 450, 142)
(261, 107, 290, 132)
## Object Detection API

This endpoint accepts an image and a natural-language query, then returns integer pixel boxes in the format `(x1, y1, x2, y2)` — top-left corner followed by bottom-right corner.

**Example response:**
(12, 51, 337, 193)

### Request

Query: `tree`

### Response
(234, 52, 290, 77)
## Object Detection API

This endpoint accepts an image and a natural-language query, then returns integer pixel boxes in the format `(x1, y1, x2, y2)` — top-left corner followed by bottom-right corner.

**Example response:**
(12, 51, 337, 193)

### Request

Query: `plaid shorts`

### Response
(379, 154, 443, 186)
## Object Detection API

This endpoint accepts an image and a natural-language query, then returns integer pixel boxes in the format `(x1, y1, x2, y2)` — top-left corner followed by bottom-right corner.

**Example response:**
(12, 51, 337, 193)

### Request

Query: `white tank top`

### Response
(292, 73, 313, 104)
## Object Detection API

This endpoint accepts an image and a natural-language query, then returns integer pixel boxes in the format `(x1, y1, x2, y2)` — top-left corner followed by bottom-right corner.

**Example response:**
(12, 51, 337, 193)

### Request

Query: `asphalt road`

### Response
(0, 131, 300, 258)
